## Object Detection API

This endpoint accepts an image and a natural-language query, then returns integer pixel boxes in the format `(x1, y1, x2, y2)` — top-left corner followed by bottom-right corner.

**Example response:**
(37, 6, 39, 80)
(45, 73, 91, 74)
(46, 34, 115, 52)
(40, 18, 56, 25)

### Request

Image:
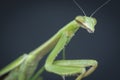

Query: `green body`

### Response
(0, 16, 98, 80)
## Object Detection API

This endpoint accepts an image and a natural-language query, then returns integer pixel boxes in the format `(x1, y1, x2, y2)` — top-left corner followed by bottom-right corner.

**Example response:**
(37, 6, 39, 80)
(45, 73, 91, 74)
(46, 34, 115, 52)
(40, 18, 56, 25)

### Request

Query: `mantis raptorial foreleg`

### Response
(44, 30, 98, 80)
(54, 60, 97, 79)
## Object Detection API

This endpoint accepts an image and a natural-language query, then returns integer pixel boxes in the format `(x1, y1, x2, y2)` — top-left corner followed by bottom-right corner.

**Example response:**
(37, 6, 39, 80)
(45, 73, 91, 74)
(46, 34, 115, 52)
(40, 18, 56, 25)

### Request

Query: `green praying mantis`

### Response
(0, 0, 111, 80)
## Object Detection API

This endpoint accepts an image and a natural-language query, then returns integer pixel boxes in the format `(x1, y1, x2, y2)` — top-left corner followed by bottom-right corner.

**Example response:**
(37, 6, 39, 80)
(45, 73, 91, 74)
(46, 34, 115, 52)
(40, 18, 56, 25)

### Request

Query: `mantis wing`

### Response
(0, 54, 27, 76)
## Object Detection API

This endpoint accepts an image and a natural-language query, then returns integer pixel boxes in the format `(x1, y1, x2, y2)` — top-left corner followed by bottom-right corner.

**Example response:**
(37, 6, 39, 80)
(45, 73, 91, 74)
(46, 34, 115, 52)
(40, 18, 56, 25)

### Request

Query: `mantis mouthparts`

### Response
(87, 29, 94, 33)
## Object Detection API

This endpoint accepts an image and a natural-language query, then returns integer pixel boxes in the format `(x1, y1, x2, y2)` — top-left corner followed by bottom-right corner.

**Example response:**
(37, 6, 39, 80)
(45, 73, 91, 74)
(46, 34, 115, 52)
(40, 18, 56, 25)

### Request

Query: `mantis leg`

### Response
(45, 32, 97, 80)
(46, 64, 86, 80)
(54, 59, 98, 79)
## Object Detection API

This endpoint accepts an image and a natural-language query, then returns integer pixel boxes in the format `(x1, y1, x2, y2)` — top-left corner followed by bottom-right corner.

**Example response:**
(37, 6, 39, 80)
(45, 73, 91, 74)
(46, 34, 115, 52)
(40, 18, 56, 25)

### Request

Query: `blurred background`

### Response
(0, 0, 119, 80)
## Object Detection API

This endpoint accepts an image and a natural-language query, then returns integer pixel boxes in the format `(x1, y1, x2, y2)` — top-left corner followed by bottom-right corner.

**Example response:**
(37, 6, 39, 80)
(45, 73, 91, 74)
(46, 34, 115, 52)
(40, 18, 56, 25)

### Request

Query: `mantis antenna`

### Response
(90, 0, 111, 17)
(73, 0, 86, 16)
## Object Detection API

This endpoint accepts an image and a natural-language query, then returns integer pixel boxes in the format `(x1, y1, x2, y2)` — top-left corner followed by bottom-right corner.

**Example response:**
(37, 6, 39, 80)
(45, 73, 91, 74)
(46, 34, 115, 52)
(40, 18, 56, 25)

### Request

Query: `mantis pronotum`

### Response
(0, 0, 111, 80)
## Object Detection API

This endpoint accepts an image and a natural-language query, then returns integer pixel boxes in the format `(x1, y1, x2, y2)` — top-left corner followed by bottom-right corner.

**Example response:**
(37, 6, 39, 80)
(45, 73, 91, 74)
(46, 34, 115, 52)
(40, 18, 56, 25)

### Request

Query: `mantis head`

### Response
(73, 0, 111, 33)
(75, 16, 97, 33)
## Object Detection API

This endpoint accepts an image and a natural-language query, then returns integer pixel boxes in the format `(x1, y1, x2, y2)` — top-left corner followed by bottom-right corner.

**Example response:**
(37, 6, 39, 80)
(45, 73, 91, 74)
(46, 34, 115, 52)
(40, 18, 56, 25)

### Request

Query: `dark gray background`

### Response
(0, 0, 119, 80)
